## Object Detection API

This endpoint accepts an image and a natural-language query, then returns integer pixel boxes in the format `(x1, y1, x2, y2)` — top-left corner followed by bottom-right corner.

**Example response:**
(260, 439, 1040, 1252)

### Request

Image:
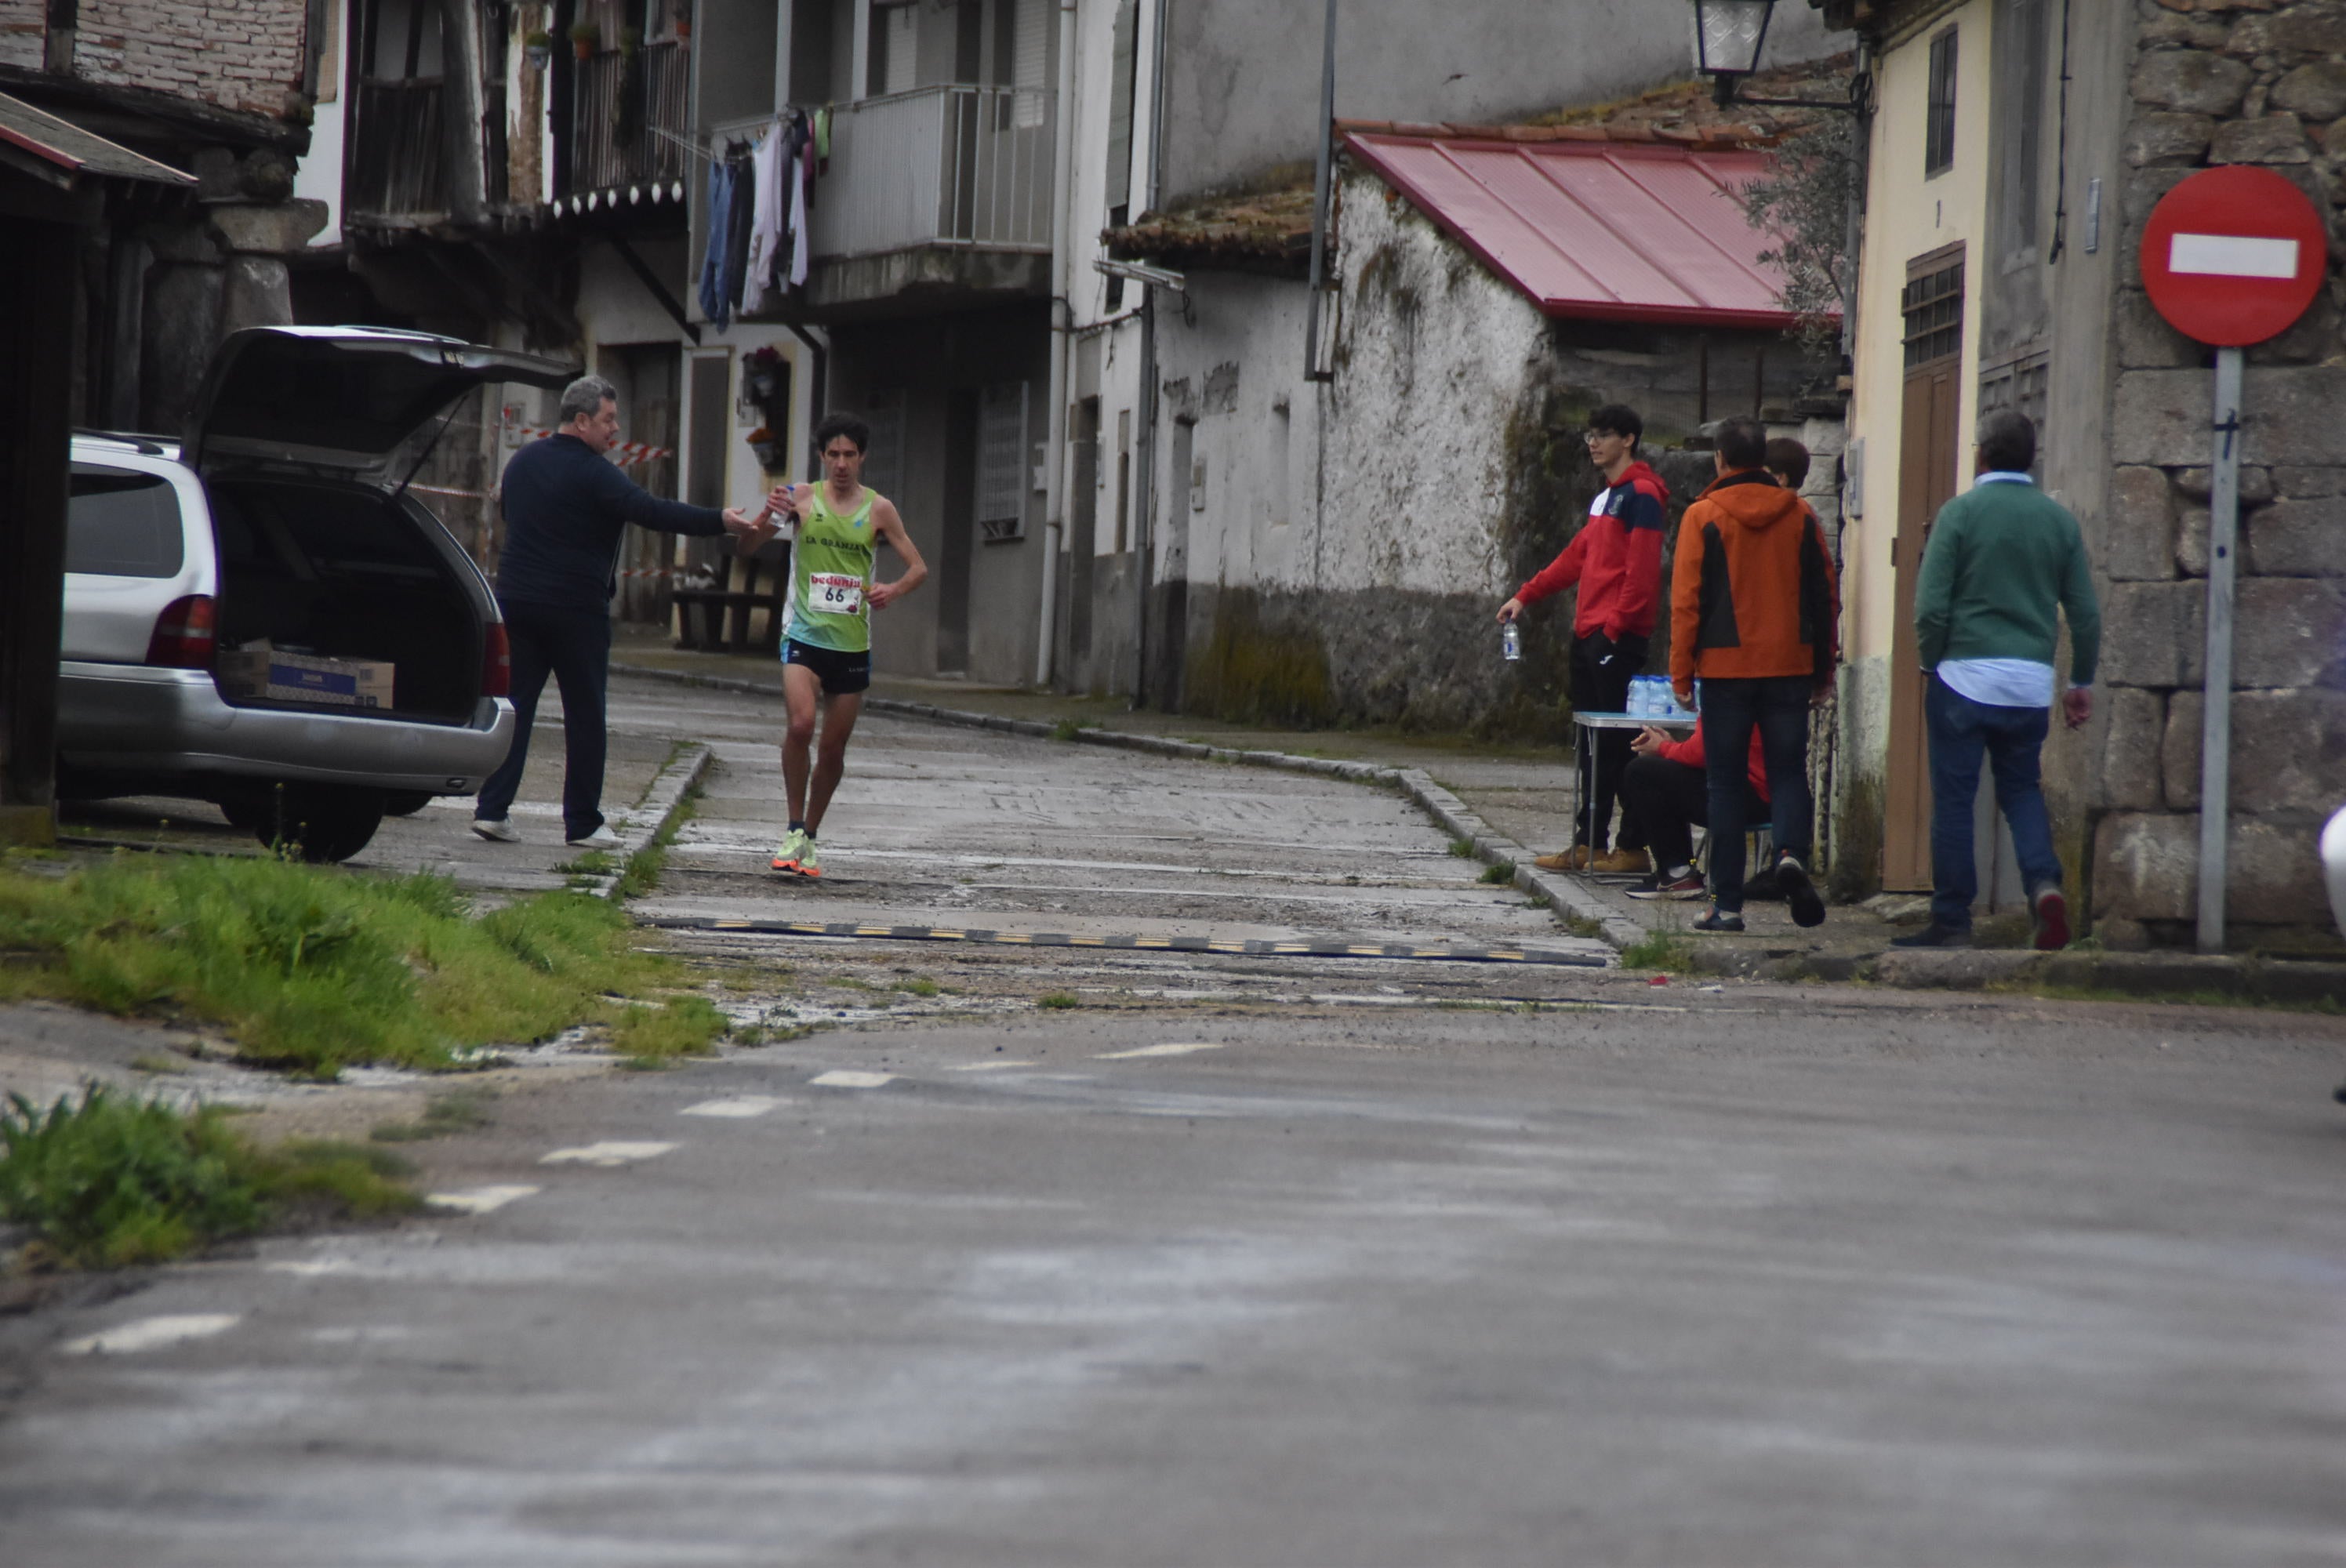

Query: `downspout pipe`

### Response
(1132, 0, 1170, 708)
(1037, 0, 1077, 688)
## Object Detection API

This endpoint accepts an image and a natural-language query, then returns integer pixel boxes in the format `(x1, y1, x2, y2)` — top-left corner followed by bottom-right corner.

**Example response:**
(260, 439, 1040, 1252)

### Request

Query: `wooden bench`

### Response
(673, 544, 790, 655)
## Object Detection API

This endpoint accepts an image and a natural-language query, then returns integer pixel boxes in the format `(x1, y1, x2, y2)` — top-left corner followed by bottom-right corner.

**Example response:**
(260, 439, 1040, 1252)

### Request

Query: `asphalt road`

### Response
(5, 675, 2345, 1566)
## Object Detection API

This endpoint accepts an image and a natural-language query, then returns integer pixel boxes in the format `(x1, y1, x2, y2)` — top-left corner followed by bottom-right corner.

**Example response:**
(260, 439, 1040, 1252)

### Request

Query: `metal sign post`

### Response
(2138, 166, 2326, 953)
(2195, 347, 2242, 953)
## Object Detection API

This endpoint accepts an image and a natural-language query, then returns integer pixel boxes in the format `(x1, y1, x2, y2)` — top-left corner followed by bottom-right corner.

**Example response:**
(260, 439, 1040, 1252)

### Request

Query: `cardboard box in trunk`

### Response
(216, 642, 395, 710)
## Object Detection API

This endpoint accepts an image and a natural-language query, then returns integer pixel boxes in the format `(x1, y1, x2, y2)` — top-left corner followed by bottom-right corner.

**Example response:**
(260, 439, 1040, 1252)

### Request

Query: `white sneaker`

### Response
(565, 824, 622, 849)
(471, 817, 520, 844)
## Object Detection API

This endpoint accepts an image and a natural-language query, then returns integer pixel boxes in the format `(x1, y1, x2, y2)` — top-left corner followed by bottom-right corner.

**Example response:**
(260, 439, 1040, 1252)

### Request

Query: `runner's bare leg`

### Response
(805, 690, 863, 835)
(781, 662, 822, 823)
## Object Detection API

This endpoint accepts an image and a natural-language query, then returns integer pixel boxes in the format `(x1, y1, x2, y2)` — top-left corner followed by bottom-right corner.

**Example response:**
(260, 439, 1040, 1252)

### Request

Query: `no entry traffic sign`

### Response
(2141, 165, 2326, 346)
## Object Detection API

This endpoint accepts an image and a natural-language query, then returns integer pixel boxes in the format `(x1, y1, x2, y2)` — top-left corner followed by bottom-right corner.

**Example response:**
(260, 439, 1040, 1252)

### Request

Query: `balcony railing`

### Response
(809, 85, 1055, 260)
(567, 41, 690, 195)
(348, 78, 448, 218)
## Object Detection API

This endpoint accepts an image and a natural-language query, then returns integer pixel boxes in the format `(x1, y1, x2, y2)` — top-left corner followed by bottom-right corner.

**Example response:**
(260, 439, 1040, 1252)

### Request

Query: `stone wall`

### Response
(2095, 0, 2346, 945)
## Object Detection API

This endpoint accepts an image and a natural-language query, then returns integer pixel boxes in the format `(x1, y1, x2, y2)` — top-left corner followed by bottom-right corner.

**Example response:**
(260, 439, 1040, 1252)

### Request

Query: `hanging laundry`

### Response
(813, 104, 830, 165)
(790, 136, 811, 288)
(722, 142, 757, 311)
(696, 151, 738, 329)
(741, 119, 784, 316)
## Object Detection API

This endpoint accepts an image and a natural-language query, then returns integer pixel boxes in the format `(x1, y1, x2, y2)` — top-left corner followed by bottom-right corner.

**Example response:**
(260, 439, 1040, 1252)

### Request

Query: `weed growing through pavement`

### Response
(616, 782, 701, 900)
(896, 977, 940, 996)
(1050, 717, 1084, 742)
(0, 852, 705, 1076)
(370, 1087, 499, 1143)
(1621, 931, 1694, 971)
(1479, 860, 1516, 884)
(1447, 839, 1475, 858)
(611, 994, 731, 1068)
(1037, 992, 1080, 1010)
(555, 850, 617, 877)
(0, 1085, 419, 1269)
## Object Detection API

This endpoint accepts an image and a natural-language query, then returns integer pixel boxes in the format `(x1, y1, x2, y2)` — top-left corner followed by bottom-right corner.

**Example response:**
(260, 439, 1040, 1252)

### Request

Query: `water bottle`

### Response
(1501, 621, 1521, 662)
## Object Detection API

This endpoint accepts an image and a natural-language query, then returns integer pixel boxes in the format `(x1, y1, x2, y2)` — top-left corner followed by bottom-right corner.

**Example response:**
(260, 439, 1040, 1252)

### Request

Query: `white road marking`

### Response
(264, 1258, 354, 1277)
(60, 1314, 240, 1356)
(679, 1095, 787, 1117)
(809, 1070, 899, 1088)
(1096, 1042, 1226, 1059)
(539, 1142, 677, 1167)
(427, 1184, 543, 1213)
(946, 1060, 1040, 1072)
(2170, 231, 2299, 278)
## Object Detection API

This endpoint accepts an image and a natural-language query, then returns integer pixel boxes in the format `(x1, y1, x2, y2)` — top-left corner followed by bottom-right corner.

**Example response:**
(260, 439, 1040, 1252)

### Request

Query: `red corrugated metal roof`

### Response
(1346, 132, 1822, 331)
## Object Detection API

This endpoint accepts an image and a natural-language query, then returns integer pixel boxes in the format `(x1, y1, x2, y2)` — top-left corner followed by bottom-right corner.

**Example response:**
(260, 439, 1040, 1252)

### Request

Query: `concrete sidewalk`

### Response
(607, 626, 2346, 1005)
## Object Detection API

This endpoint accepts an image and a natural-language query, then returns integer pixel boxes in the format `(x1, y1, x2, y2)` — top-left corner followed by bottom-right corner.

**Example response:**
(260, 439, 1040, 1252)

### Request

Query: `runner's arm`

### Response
(866, 498, 927, 609)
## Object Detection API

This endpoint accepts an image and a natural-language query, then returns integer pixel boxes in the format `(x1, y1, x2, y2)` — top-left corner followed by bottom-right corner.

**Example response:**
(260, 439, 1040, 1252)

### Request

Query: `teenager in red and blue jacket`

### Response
(1496, 403, 1669, 873)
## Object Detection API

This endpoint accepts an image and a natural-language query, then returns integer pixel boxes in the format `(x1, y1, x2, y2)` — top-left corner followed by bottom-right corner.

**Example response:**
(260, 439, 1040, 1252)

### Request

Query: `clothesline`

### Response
(697, 107, 823, 330)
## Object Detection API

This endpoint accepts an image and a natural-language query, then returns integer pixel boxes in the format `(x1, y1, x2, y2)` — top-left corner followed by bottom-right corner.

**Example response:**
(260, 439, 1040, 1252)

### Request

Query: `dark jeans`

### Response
(475, 598, 612, 839)
(1570, 630, 1646, 848)
(1924, 672, 2061, 931)
(1698, 675, 1814, 913)
(1618, 753, 1767, 877)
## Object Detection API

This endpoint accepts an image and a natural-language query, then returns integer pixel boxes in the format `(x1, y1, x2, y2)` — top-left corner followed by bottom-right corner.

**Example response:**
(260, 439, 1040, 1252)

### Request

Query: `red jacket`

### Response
(1516, 460, 1669, 640)
(1654, 726, 1769, 802)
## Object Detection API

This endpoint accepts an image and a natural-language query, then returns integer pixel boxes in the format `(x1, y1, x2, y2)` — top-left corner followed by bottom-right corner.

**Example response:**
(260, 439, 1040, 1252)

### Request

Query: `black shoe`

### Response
(1690, 907, 1745, 933)
(1890, 922, 1971, 949)
(1776, 853, 1825, 928)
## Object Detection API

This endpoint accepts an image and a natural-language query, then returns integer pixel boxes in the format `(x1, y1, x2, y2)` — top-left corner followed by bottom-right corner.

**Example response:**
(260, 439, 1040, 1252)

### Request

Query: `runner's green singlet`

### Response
(783, 485, 880, 654)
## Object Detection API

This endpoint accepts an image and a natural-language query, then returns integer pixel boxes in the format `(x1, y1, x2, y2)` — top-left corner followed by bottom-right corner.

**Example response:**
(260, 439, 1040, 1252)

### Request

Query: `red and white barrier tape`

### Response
(511, 426, 675, 468)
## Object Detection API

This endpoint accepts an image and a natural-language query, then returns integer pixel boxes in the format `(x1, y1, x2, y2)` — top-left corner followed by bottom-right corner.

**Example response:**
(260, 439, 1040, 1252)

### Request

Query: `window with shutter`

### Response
(1013, 0, 1047, 126)
(978, 382, 1029, 540)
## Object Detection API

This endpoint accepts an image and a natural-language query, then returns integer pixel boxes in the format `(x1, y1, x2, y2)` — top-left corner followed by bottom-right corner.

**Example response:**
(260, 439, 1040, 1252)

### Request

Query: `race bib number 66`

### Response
(810, 572, 865, 615)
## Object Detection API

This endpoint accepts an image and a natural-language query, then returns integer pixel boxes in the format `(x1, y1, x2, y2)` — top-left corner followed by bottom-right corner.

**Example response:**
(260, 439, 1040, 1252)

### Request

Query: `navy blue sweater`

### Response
(496, 434, 726, 608)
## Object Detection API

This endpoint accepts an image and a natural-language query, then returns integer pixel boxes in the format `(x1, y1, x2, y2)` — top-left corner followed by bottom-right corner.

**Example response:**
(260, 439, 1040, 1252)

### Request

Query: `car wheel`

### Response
(381, 791, 435, 817)
(252, 785, 385, 864)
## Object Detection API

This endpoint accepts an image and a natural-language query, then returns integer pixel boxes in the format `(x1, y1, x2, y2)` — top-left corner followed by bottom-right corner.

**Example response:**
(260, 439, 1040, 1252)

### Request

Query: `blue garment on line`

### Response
(698, 154, 737, 329)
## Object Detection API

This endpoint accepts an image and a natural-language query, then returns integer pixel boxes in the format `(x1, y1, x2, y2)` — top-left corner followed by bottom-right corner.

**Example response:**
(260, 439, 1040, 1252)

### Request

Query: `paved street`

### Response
(5, 674, 2346, 1565)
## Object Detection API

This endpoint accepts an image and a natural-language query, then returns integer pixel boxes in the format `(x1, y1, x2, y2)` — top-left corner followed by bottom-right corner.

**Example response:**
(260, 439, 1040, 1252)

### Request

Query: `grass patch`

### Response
(370, 1086, 498, 1143)
(129, 1051, 192, 1076)
(610, 994, 730, 1066)
(896, 977, 940, 997)
(0, 852, 695, 1076)
(1050, 717, 1084, 742)
(1447, 838, 1476, 858)
(1478, 860, 1516, 884)
(1037, 991, 1081, 1010)
(1621, 931, 1694, 971)
(0, 1085, 419, 1269)
(554, 850, 616, 878)
(616, 782, 700, 900)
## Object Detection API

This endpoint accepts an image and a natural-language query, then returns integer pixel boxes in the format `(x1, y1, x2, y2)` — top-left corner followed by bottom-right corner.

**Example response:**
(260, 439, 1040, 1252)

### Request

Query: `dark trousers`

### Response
(1569, 630, 1645, 848)
(1698, 675, 1813, 912)
(475, 598, 612, 838)
(1618, 753, 1767, 876)
(1924, 672, 2061, 931)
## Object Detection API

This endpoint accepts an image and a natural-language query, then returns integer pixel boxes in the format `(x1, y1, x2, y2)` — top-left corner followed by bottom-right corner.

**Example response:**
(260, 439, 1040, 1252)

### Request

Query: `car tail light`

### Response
(144, 595, 216, 669)
(481, 622, 511, 698)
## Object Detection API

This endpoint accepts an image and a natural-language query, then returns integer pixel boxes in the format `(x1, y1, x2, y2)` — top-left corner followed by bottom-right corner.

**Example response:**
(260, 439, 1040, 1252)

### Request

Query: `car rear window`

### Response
(67, 465, 184, 578)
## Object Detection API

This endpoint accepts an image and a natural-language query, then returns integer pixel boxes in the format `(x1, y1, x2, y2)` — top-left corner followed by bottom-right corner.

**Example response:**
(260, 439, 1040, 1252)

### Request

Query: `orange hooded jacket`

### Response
(1669, 469, 1839, 690)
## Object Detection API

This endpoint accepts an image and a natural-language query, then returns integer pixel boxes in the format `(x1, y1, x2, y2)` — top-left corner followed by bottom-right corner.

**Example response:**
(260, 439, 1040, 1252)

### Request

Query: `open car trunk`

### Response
(207, 475, 484, 724)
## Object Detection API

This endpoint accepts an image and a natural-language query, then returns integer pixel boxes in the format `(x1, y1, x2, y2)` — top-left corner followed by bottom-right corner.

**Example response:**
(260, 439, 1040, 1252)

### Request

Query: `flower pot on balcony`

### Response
(746, 368, 778, 401)
(573, 38, 594, 60)
(524, 40, 550, 67)
(749, 439, 782, 471)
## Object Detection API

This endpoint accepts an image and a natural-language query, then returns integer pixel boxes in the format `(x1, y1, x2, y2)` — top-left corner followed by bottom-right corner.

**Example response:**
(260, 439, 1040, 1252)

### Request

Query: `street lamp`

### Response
(1690, 0, 1870, 113)
(1692, 0, 1775, 105)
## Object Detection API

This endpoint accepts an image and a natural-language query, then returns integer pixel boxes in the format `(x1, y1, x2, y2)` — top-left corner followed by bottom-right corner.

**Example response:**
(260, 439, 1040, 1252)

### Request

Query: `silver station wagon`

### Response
(58, 325, 576, 861)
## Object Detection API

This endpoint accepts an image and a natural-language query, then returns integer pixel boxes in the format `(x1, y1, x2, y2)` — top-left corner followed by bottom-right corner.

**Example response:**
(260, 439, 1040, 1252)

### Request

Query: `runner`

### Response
(753, 413, 926, 879)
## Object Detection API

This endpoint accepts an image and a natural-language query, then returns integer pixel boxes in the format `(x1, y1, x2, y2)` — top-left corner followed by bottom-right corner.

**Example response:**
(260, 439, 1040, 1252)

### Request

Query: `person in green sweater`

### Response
(1894, 409, 2101, 951)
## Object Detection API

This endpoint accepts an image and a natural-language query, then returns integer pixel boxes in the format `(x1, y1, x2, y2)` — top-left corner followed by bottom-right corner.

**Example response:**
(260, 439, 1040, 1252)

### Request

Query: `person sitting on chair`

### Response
(1619, 722, 1769, 902)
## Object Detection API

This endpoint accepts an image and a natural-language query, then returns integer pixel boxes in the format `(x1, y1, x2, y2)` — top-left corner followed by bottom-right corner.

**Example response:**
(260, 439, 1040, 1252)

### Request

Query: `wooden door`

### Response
(1883, 247, 1966, 891)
